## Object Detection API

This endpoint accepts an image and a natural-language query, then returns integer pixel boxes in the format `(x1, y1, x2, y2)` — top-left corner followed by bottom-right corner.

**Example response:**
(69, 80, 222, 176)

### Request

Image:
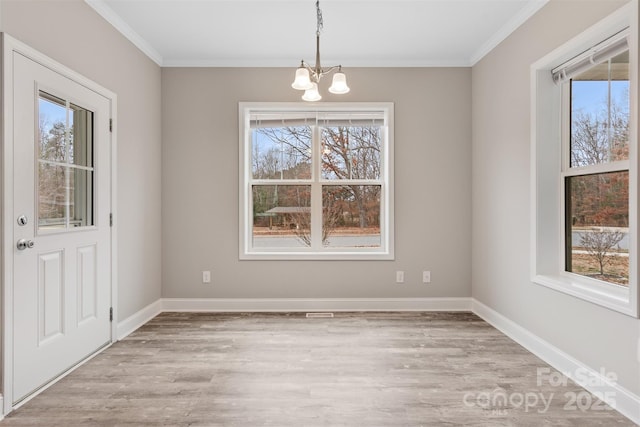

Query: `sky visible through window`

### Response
(40, 98, 66, 124)
(572, 80, 629, 115)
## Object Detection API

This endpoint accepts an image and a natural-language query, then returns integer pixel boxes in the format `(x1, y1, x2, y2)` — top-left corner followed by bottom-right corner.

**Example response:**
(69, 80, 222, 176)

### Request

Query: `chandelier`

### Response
(291, 0, 350, 101)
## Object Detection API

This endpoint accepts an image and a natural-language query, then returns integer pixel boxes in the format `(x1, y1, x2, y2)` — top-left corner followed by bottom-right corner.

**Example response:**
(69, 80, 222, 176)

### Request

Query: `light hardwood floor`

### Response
(1, 312, 636, 426)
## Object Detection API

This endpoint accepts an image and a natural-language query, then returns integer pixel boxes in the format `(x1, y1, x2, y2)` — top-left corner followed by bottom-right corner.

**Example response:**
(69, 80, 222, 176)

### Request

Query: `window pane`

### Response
(69, 168, 94, 227)
(565, 171, 628, 286)
(321, 126, 381, 180)
(252, 126, 311, 179)
(38, 163, 67, 228)
(570, 51, 629, 167)
(322, 185, 381, 248)
(39, 93, 67, 163)
(252, 185, 311, 248)
(70, 104, 94, 168)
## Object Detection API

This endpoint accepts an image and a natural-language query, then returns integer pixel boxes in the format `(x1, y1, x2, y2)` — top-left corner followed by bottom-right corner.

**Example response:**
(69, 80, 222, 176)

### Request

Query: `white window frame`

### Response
(530, 2, 638, 317)
(239, 102, 394, 260)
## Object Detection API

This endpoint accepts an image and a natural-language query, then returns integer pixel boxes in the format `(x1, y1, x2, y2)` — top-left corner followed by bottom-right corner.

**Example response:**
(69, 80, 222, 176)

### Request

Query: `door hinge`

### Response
(109, 119, 113, 132)
(109, 213, 113, 227)
(109, 307, 113, 322)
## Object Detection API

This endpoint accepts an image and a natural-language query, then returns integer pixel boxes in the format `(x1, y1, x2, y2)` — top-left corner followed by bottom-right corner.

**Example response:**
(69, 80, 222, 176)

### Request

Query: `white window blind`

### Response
(551, 28, 629, 84)
(250, 111, 385, 129)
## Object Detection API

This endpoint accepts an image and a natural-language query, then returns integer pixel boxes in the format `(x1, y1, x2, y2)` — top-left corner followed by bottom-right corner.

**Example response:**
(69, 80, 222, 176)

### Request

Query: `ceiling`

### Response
(85, 0, 549, 67)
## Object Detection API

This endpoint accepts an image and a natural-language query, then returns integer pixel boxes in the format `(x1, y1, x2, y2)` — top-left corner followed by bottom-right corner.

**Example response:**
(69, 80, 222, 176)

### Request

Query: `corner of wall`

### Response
(116, 299, 162, 340)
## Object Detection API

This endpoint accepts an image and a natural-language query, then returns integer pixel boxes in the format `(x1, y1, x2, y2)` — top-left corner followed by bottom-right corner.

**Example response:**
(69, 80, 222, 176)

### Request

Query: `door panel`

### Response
(38, 250, 64, 344)
(77, 244, 98, 324)
(12, 52, 112, 403)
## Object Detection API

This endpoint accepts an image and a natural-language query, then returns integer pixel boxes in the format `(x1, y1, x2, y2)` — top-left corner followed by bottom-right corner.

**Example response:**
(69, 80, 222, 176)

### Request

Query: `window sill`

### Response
(532, 273, 634, 316)
(240, 250, 394, 261)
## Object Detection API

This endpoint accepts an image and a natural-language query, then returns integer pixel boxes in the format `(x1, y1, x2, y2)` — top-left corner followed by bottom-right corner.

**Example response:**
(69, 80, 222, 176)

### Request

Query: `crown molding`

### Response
(161, 58, 472, 68)
(84, 0, 164, 66)
(470, 0, 549, 65)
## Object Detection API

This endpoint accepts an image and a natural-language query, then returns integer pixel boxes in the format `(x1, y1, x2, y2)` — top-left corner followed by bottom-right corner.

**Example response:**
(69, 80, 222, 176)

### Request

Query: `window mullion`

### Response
(311, 125, 323, 250)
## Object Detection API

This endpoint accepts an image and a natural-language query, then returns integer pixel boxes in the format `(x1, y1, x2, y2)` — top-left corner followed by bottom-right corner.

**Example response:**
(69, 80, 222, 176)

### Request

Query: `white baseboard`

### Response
(472, 298, 640, 425)
(116, 299, 163, 340)
(161, 297, 473, 312)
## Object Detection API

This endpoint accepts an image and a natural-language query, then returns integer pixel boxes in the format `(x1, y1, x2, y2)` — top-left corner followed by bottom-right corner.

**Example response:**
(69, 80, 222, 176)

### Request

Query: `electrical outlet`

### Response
(396, 271, 405, 283)
(202, 270, 211, 283)
(423, 271, 431, 283)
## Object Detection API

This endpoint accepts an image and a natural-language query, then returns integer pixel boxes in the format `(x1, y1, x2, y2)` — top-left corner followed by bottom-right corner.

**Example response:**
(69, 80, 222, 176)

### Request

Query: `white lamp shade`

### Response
(292, 67, 313, 90)
(302, 82, 322, 102)
(328, 72, 350, 94)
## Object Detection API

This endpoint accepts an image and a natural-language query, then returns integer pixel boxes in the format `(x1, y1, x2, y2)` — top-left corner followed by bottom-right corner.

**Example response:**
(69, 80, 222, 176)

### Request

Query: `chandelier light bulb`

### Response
(302, 82, 322, 102)
(328, 71, 350, 94)
(292, 66, 313, 90)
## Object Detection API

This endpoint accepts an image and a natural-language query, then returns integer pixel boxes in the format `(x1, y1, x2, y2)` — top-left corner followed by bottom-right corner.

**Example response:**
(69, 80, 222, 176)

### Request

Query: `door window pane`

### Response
(38, 163, 67, 227)
(70, 104, 93, 168)
(68, 168, 94, 227)
(38, 91, 94, 230)
(38, 93, 68, 163)
(565, 171, 629, 286)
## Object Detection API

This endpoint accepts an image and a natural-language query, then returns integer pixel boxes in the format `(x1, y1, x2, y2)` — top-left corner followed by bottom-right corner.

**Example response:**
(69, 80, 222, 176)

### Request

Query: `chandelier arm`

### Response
(319, 65, 342, 76)
(300, 62, 343, 83)
(300, 61, 318, 82)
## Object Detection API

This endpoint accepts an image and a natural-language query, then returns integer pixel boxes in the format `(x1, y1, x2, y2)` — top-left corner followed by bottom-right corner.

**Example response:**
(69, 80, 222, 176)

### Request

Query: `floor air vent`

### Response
(306, 312, 334, 318)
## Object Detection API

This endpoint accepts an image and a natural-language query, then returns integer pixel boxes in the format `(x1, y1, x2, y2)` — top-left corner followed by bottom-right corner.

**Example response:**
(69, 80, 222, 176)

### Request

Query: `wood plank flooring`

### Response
(1, 312, 636, 426)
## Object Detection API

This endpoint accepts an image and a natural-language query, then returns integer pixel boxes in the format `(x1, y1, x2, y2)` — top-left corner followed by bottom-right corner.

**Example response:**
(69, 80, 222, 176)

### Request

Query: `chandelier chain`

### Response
(316, 0, 323, 36)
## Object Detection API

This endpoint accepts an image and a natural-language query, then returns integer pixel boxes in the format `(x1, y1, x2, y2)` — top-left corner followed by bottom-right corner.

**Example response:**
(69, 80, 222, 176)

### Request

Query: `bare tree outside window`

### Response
(578, 228, 625, 277)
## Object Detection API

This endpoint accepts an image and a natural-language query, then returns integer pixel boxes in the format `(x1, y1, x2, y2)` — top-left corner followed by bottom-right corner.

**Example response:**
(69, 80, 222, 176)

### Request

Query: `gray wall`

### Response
(471, 0, 639, 395)
(1, 0, 163, 320)
(162, 67, 472, 299)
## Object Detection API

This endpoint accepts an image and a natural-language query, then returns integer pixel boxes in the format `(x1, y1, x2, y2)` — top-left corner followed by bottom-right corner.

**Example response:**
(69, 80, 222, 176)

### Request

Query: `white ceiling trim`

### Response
(161, 58, 473, 68)
(469, 0, 549, 65)
(85, 0, 164, 66)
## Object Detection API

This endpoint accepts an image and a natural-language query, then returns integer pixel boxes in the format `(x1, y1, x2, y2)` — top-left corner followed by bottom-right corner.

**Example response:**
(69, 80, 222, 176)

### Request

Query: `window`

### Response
(531, 3, 637, 316)
(239, 103, 394, 260)
(560, 41, 630, 287)
(38, 91, 94, 231)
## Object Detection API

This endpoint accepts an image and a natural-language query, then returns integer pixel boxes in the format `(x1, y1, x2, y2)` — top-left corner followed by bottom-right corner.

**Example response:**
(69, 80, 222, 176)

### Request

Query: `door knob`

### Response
(16, 239, 35, 251)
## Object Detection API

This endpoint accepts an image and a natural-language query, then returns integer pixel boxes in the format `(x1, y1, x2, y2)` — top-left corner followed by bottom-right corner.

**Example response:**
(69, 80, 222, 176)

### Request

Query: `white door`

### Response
(12, 52, 112, 403)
